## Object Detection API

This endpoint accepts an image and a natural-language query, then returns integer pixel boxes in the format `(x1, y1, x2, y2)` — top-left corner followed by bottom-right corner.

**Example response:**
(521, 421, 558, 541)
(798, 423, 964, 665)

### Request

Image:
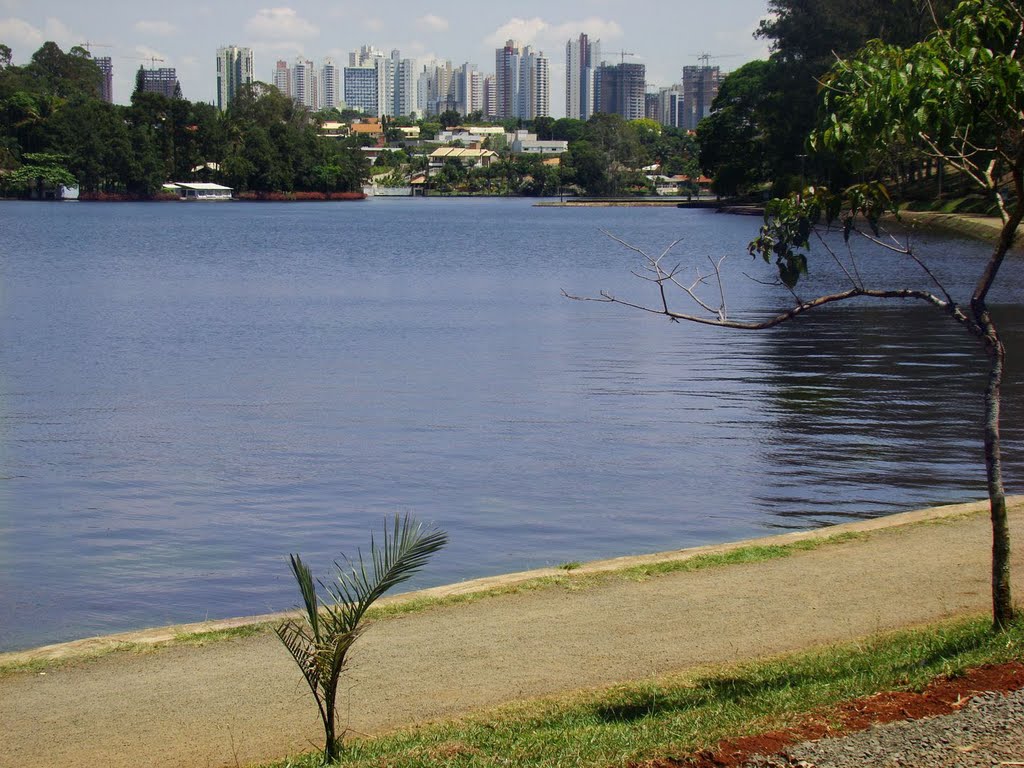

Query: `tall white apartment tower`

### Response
(394, 57, 418, 116)
(320, 58, 339, 110)
(273, 59, 291, 98)
(495, 40, 549, 120)
(292, 58, 318, 110)
(526, 48, 550, 119)
(216, 45, 255, 111)
(566, 34, 600, 120)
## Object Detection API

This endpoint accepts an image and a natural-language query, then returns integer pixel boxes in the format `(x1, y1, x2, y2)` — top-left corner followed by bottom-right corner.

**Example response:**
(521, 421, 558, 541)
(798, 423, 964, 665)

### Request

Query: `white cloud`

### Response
(132, 44, 169, 64)
(245, 8, 319, 40)
(363, 17, 383, 32)
(134, 20, 178, 37)
(486, 17, 549, 47)
(549, 18, 623, 43)
(43, 16, 73, 44)
(418, 14, 449, 32)
(0, 17, 43, 53)
(0, 16, 80, 58)
(261, 41, 310, 58)
(486, 16, 623, 51)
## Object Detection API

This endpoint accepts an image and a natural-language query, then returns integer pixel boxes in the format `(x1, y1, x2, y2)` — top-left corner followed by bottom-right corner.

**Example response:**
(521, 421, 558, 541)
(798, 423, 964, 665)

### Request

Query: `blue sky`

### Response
(0, 0, 773, 116)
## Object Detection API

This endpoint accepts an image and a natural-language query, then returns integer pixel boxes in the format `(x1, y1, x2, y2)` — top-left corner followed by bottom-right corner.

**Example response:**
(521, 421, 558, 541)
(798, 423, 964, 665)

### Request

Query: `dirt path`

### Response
(1, 499, 1022, 768)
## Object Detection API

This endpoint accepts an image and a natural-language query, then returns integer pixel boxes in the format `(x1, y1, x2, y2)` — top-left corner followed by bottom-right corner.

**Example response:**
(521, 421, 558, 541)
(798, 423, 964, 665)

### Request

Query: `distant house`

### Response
(319, 121, 348, 138)
(166, 182, 233, 200)
(646, 174, 713, 196)
(428, 147, 498, 169)
(436, 126, 509, 147)
(509, 130, 569, 156)
(350, 118, 384, 145)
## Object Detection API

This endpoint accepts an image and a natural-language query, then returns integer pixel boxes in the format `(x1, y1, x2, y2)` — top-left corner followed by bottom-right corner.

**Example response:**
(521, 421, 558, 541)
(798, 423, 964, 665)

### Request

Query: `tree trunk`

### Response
(983, 332, 1014, 630)
(324, 694, 339, 763)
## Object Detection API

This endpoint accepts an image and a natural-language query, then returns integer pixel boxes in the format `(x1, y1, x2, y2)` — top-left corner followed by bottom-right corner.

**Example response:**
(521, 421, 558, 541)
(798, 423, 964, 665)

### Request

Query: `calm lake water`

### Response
(1, 198, 1021, 651)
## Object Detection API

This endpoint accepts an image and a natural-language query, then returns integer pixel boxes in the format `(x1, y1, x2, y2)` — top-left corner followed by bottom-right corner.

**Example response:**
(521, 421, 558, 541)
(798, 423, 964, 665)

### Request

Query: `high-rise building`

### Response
(273, 60, 291, 98)
(494, 40, 549, 120)
(394, 57, 418, 116)
(681, 65, 724, 130)
(483, 75, 497, 120)
(656, 84, 685, 128)
(344, 65, 381, 115)
(95, 56, 113, 103)
(216, 45, 254, 111)
(350, 44, 385, 68)
(292, 58, 318, 110)
(645, 92, 661, 122)
(320, 58, 339, 110)
(566, 34, 600, 121)
(417, 59, 454, 117)
(449, 62, 483, 116)
(136, 66, 180, 99)
(595, 62, 646, 120)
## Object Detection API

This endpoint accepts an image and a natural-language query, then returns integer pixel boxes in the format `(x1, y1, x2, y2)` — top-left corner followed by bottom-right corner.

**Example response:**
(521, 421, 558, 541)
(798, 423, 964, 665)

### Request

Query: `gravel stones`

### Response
(744, 688, 1024, 768)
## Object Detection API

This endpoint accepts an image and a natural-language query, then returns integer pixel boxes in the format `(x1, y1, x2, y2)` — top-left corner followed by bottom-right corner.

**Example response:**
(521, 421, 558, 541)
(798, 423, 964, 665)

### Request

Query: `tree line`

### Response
(0, 42, 368, 198)
(698, 0, 960, 198)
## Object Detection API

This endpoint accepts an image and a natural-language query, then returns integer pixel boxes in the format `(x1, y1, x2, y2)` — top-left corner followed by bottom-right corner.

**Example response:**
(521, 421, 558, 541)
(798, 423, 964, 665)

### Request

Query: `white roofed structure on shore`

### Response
(164, 182, 234, 200)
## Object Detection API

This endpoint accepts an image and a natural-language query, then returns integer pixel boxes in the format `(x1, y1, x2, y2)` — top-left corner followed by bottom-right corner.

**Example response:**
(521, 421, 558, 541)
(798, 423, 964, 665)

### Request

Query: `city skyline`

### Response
(0, 0, 772, 117)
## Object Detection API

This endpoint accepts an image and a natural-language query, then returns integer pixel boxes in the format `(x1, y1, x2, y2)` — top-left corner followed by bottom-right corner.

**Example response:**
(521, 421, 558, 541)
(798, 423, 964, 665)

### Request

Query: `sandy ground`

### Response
(1, 498, 1022, 768)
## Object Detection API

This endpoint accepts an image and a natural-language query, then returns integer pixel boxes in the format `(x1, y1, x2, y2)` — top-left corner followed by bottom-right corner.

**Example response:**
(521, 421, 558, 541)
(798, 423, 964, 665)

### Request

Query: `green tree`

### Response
(572, 0, 1023, 630)
(277, 515, 447, 763)
(552, 117, 586, 143)
(564, 139, 609, 195)
(27, 42, 101, 100)
(2, 151, 76, 197)
(438, 109, 461, 129)
(813, 0, 1024, 629)
(533, 115, 555, 140)
(697, 60, 776, 195)
(698, 0, 959, 192)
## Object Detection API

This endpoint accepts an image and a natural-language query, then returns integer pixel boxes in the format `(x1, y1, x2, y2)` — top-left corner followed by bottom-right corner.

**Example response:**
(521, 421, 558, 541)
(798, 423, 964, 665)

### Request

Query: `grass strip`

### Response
(265, 614, 1024, 768)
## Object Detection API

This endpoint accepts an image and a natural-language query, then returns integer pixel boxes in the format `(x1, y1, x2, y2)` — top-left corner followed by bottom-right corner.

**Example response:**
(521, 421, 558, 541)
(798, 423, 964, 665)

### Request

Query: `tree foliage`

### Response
(575, 0, 1023, 629)
(700, 0, 959, 191)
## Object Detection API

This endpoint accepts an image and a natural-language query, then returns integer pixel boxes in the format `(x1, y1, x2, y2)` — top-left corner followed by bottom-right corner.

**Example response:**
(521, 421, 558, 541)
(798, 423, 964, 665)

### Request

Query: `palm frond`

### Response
(288, 553, 321, 640)
(328, 514, 449, 628)
(276, 513, 447, 762)
(274, 620, 323, 699)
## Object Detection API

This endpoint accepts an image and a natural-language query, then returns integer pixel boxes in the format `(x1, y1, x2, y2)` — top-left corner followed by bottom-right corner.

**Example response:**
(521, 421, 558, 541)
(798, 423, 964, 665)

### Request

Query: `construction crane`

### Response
(124, 55, 166, 68)
(78, 42, 112, 55)
(610, 50, 636, 65)
(691, 52, 737, 68)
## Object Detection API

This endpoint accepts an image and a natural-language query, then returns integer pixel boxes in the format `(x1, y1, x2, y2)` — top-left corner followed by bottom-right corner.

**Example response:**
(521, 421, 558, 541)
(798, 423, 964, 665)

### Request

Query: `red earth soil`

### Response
(629, 661, 1024, 768)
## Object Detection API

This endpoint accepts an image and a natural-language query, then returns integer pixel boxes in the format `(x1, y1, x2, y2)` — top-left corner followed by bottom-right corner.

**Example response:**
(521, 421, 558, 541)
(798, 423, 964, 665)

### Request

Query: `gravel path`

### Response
(747, 688, 1024, 768)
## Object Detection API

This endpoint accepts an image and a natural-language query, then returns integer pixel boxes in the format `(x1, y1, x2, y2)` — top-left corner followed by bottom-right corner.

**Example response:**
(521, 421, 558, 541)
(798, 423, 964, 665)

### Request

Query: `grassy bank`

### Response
(267, 614, 1024, 768)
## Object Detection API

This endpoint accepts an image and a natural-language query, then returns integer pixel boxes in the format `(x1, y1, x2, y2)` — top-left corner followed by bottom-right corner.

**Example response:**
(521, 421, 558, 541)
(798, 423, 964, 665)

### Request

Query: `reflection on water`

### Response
(756, 305, 1023, 525)
(0, 199, 1020, 650)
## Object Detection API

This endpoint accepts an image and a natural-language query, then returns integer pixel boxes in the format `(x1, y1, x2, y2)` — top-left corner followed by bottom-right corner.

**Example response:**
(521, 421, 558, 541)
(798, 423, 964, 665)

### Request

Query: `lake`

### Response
(1, 198, 1021, 651)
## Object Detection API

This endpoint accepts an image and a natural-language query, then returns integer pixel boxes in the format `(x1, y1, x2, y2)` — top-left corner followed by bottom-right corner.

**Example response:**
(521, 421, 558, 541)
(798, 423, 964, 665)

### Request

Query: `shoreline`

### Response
(3, 495, 1021, 768)
(3, 495, 1015, 667)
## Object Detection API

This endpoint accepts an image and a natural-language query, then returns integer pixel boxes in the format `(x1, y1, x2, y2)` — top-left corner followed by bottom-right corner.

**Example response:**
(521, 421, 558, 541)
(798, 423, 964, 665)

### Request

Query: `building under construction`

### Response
(136, 66, 181, 99)
(681, 65, 724, 131)
(594, 62, 646, 121)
